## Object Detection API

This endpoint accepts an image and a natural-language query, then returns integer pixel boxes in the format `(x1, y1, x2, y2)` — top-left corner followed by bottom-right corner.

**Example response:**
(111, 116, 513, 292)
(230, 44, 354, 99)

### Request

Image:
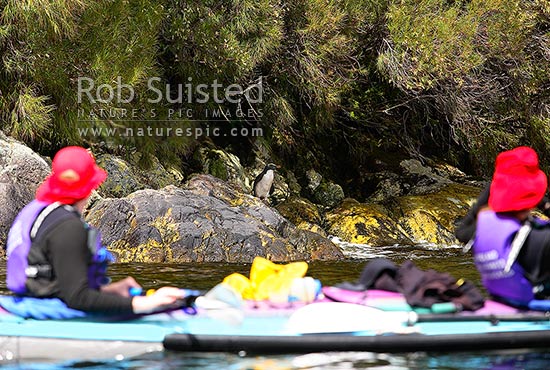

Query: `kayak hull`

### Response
(0, 336, 162, 363)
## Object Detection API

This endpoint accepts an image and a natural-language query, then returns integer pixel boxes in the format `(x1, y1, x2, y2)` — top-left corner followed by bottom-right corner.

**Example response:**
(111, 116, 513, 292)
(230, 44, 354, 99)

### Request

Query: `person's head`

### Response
(489, 146, 548, 214)
(36, 146, 107, 209)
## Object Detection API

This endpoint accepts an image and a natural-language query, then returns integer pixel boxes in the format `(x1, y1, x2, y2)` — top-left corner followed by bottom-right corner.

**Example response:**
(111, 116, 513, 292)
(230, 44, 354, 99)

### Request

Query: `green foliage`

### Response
(6, 87, 55, 145)
(0, 0, 183, 163)
(528, 117, 550, 170)
(2, 0, 86, 39)
(163, 0, 283, 79)
(375, 0, 550, 170)
(263, 0, 366, 150)
(0, 0, 549, 181)
(380, 0, 531, 91)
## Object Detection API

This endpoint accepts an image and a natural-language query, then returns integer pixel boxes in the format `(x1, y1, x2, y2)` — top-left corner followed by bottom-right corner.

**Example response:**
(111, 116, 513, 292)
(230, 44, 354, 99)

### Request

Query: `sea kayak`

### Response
(2, 288, 550, 363)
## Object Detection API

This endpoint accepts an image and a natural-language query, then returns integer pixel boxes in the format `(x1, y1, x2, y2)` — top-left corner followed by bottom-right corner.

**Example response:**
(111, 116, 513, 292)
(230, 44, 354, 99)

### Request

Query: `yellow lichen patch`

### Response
(85, 205, 106, 226)
(325, 201, 411, 246)
(108, 208, 181, 263)
(227, 196, 245, 207)
(133, 239, 167, 262)
(107, 239, 137, 263)
(258, 229, 277, 248)
(192, 229, 214, 261)
(331, 215, 379, 244)
(276, 197, 322, 225)
(108, 238, 171, 263)
(399, 210, 440, 244)
(388, 184, 482, 246)
(149, 208, 180, 246)
(129, 215, 138, 229)
(297, 221, 327, 237)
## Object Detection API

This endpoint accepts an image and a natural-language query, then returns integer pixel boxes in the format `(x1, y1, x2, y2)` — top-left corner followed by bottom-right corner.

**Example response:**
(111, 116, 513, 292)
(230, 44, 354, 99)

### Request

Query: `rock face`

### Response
(0, 132, 484, 262)
(96, 154, 183, 198)
(325, 199, 413, 246)
(325, 184, 481, 247)
(0, 132, 50, 249)
(304, 169, 345, 209)
(385, 184, 482, 246)
(195, 147, 250, 193)
(313, 181, 345, 209)
(276, 197, 327, 236)
(86, 175, 344, 263)
(96, 154, 146, 198)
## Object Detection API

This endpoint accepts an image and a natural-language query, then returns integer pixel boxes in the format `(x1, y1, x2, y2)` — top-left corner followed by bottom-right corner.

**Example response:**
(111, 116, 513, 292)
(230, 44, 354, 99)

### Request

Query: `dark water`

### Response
(1, 246, 550, 369)
(0, 246, 481, 295)
(105, 246, 485, 294)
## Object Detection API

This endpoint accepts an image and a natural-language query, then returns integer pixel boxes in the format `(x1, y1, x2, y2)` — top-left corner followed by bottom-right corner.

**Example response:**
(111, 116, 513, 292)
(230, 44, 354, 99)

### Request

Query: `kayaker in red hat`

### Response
(4, 146, 185, 318)
(460, 147, 550, 308)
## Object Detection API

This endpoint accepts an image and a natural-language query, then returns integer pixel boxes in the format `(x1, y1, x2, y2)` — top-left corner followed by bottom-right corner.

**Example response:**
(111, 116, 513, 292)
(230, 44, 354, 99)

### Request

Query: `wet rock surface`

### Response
(86, 176, 343, 263)
(0, 135, 483, 262)
(0, 132, 50, 248)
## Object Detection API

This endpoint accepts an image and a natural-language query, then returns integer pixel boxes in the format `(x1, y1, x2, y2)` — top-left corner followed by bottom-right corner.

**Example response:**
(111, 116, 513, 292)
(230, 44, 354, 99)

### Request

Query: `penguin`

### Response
(253, 163, 278, 201)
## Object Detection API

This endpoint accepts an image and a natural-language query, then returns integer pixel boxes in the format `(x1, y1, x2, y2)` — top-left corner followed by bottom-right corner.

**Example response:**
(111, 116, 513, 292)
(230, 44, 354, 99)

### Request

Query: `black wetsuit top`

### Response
(31, 206, 133, 313)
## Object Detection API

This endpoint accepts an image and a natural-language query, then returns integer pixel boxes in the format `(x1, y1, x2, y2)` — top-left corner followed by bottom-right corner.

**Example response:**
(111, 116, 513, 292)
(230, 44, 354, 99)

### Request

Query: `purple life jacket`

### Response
(473, 210, 534, 304)
(5, 199, 113, 295)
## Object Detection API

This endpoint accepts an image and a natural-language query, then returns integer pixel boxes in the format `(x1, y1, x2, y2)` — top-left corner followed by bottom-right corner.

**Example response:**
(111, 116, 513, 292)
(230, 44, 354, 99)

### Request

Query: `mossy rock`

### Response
(96, 155, 146, 198)
(96, 154, 183, 198)
(386, 184, 482, 246)
(0, 132, 51, 248)
(325, 199, 413, 246)
(313, 181, 345, 209)
(276, 196, 322, 225)
(276, 197, 326, 236)
(140, 155, 184, 189)
(196, 148, 249, 192)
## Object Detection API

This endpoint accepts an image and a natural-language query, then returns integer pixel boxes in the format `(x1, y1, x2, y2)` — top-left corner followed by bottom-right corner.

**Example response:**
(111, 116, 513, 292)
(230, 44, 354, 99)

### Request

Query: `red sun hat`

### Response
(489, 146, 548, 213)
(36, 146, 107, 204)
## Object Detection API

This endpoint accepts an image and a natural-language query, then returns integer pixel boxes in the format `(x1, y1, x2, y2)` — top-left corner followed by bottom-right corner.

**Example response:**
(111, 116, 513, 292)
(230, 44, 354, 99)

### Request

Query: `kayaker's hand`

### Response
(101, 277, 141, 297)
(132, 286, 185, 314)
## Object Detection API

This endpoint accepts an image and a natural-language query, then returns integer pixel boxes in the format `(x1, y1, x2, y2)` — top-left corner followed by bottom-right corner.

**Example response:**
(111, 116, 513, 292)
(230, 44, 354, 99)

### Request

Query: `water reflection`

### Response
(12, 350, 547, 370)
(0, 245, 481, 295)
(104, 245, 484, 294)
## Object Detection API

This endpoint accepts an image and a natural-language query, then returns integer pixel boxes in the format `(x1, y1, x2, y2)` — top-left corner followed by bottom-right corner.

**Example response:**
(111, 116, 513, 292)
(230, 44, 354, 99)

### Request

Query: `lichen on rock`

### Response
(325, 199, 413, 246)
(385, 184, 482, 246)
(86, 176, 343, 263)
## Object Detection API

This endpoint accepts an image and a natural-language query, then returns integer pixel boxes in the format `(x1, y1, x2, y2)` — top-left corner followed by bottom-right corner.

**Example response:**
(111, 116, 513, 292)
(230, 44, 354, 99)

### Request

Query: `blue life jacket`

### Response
(474, 210, 550, 311)
(3, 199, 114, 319)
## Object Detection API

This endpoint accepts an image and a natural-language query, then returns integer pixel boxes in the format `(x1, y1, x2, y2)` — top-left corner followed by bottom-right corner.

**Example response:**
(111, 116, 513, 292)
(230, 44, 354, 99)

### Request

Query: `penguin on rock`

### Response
(253, 163, 278, 202)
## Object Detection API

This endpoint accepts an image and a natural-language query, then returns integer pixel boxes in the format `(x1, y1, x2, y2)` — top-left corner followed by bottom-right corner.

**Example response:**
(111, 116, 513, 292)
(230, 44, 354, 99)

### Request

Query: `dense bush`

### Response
(378, 0, 550, 171)
(0, 0, 548, 179)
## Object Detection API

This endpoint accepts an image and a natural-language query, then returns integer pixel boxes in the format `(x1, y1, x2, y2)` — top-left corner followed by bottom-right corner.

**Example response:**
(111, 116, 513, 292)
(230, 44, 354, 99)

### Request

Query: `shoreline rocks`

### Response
(0, 135, 482, 263)
(0, 132, 50, 248)
(86, 176, 344, 263)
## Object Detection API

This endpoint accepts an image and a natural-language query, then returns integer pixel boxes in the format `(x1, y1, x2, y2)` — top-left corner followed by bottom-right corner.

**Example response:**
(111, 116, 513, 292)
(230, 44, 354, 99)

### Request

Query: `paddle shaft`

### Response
(412, 312, 550, 324)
